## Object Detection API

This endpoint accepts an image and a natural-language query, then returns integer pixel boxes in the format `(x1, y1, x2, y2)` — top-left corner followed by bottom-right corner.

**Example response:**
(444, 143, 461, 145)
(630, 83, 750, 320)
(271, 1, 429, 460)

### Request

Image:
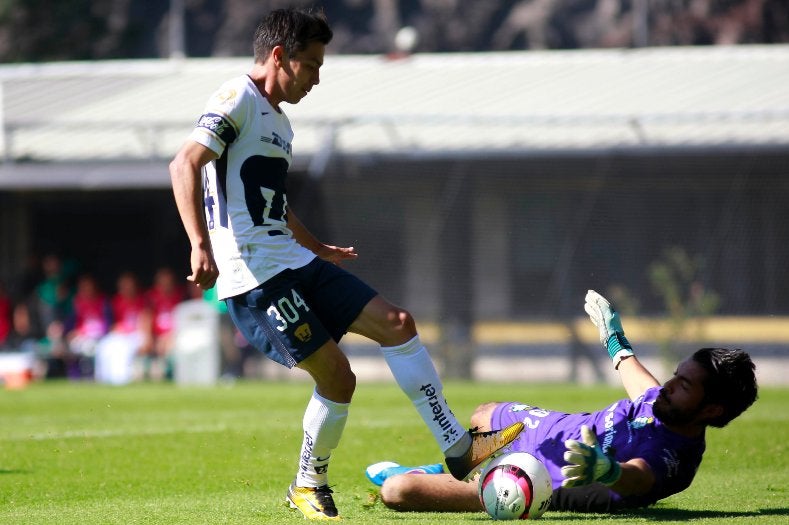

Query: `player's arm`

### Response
(608, 458, 654, 496)
(380, 472, 481, 512)
(287, 208, 358, 264)
(584, 290, 659, 400)
(614, 355, 660, 402)
(169, 140, 220, 289)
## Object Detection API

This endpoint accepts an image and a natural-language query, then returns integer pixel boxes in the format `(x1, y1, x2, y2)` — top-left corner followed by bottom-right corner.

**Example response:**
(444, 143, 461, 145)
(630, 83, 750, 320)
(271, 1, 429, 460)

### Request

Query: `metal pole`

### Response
(169, 0, 186, 59)
(632, 0, 649, 47)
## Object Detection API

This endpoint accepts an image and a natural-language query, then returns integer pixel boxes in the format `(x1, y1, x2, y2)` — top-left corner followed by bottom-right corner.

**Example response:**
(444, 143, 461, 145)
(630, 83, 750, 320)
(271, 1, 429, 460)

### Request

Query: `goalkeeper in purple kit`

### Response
(366, 290, 758, 514)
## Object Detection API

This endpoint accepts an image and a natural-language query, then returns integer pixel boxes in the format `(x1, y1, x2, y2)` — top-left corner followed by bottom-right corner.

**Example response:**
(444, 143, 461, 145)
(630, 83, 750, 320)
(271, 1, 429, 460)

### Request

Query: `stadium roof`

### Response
(1, 44, 788, 188)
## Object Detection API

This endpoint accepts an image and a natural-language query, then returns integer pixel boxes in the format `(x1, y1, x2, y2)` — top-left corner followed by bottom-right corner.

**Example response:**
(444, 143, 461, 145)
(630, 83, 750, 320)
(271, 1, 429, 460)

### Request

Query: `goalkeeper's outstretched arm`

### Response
(615, 355, 660, 402)
(584, 290, 660, 401)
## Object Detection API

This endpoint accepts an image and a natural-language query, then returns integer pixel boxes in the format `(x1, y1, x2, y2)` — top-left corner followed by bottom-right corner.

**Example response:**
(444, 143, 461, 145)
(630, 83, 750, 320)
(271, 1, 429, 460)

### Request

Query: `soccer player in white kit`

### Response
(169, 7, 523, 520)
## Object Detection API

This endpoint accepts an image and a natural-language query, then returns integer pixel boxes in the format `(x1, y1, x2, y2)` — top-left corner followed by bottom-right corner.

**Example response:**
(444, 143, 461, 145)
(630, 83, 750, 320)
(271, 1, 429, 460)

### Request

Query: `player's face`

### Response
(653, 358, 708, 426)
(281, 41, 325, 104)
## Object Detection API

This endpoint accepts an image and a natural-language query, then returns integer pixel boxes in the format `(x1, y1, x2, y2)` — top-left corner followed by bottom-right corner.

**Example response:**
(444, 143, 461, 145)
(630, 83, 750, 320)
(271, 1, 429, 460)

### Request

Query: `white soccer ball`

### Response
(478, 452, 553, 520)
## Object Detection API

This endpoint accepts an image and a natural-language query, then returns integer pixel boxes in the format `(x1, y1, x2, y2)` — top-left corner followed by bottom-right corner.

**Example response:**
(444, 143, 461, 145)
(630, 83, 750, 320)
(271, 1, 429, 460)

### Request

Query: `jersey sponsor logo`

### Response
(601, 402, 618, 453)
(260, 131, 292, 155)
(299, 432, 314, 474)
(197, 113, 237, 144)
(509, 404, 535, 412)
(420, 384, 460, 444)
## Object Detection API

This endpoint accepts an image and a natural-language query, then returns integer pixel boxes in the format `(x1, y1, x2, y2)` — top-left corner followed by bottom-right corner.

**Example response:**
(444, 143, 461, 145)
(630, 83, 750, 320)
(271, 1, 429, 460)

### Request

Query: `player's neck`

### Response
(662, 420, 706, 439)
(248, 66, 283, 112)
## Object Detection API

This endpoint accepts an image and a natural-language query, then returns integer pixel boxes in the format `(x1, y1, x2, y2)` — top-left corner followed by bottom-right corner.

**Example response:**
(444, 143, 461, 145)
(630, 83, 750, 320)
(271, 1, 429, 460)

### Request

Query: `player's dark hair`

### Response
(692, 347, 758, 428)
(253, 8, 333, 63)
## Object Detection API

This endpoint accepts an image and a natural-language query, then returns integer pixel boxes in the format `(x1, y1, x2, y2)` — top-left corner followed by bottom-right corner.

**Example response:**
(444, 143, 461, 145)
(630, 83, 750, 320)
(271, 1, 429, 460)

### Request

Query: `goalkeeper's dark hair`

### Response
(692, 347, 758, 428)
(253, 7, 333, 63)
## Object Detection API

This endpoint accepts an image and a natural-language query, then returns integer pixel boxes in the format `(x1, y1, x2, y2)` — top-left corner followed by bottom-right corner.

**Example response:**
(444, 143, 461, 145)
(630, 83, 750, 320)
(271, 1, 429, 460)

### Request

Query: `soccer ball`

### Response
(478, 452, 553, 520)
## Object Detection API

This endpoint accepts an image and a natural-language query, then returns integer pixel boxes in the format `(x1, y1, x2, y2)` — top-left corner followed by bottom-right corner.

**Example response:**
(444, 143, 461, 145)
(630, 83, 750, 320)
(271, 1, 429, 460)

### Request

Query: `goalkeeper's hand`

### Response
(584, 290, 634, 369)
(561, 425, 622, 488)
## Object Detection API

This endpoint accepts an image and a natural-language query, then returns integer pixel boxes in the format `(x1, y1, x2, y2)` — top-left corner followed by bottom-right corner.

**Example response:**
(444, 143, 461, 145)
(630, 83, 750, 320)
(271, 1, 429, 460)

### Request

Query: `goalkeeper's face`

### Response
(653, 359, 709, 426)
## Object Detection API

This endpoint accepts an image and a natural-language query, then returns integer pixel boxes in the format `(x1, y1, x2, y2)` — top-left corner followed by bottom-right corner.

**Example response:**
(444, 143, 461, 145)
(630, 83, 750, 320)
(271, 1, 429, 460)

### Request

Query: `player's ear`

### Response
(271, 45, 286, 68)
(700, 403, 724, 423)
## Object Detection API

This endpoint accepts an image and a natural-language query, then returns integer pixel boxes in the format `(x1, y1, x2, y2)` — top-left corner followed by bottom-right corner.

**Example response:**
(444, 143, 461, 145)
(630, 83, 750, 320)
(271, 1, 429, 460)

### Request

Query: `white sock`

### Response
(295, 389, 349, 487)
(380, 335, 469, 455)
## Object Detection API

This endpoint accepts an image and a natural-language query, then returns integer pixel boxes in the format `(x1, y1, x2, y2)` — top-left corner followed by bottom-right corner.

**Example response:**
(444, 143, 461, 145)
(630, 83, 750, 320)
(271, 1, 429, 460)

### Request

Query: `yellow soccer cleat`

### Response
(286, 482, 341, 521)
(445, 421, 525, 481)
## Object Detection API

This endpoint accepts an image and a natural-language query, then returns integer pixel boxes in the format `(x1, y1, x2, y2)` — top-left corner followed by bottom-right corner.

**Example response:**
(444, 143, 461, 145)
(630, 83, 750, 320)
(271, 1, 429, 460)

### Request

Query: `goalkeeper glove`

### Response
(561, 425, 622, 488)
(584, 290, 634, 369)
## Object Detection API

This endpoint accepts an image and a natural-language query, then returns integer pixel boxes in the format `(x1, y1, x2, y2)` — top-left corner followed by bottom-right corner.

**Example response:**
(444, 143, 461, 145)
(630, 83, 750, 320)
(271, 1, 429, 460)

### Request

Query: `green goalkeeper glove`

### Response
(561, 425, 622, 488)
(584, 290, 634, 369)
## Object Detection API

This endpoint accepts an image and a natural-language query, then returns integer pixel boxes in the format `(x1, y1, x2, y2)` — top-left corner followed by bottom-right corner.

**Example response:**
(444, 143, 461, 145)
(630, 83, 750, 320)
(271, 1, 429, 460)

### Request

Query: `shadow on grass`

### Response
(0, 468, 30, 474)
(612, 507, 789, 521)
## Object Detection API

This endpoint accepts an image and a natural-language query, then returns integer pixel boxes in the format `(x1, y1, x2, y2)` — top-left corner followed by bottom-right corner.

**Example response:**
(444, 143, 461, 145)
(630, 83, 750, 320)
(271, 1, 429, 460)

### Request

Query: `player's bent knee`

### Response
(329, 369, 356, 402)
(470, 402, 499, 431)
(384, 307, 416, 336)
(310, 364, 356, 403)
(380, 476, 412, 510)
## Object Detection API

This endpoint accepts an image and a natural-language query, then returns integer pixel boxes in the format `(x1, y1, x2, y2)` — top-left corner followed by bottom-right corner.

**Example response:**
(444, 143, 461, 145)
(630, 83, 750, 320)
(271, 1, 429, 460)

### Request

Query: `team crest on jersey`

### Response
(294, 323, 312, 343)
(629, 416, 655, 430)
(213, 88, 237, 105)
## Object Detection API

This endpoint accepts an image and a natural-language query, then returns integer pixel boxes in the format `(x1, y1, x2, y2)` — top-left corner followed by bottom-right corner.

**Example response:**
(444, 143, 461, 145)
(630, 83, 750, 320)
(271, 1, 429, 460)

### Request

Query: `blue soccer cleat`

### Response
(365, 461, 444, 486)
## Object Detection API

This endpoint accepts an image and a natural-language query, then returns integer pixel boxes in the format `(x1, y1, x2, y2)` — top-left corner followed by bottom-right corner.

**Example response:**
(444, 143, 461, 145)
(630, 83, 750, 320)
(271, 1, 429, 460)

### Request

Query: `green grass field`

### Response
(1, 380, 787, 524)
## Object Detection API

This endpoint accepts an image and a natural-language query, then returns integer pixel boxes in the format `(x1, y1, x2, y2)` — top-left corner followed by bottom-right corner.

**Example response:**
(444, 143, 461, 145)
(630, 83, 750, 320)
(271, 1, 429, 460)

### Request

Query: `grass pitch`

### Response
(0, 380, 786, 524)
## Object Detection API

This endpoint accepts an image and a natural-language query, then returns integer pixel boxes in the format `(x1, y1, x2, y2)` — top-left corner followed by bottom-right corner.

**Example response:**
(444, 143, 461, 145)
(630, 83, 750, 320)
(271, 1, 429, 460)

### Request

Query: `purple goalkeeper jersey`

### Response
(490, 386, 705, 508)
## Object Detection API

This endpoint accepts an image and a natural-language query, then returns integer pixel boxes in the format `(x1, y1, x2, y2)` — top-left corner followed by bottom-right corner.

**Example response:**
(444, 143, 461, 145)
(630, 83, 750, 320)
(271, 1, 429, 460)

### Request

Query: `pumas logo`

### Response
(294, 323, 312, 342)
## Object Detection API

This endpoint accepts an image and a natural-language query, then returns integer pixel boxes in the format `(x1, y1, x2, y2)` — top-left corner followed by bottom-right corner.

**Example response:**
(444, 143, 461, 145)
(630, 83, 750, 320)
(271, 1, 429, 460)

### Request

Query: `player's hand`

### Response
(561, 425, 622, 488)
(316, 244, 358, 265)
(188, 246, 219, 289)
(584, 290, 634, 369)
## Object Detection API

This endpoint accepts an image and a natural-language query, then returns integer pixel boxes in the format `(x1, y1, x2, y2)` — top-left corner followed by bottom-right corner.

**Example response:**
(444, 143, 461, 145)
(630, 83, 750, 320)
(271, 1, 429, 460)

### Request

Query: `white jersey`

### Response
(188, 75, 315, 299)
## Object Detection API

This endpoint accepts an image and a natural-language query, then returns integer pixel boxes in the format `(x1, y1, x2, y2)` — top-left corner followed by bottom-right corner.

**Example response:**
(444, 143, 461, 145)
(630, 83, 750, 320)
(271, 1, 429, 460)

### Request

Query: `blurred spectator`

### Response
(94, 271, 151, 384)
(143, 267, 186, 380)
(66, 273, 112, 378)
(110, 271, 150, 336)
(38, 317, 72, 379)
(2, 302, 39, 354)
(1, 300, 69, 379)
(34, 253, 75, 329)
